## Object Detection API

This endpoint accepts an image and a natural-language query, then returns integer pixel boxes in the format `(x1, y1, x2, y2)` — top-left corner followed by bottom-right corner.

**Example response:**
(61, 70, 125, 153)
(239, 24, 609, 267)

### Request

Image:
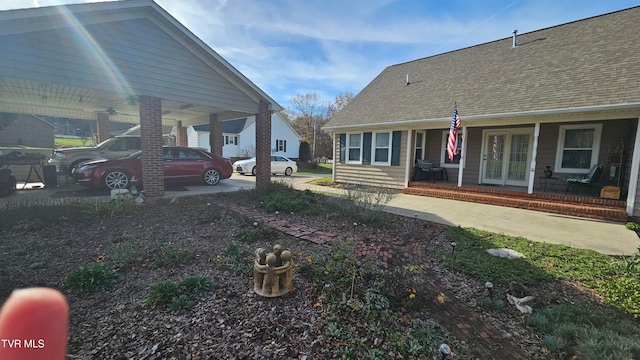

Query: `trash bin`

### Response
(43, 165, 58, 187)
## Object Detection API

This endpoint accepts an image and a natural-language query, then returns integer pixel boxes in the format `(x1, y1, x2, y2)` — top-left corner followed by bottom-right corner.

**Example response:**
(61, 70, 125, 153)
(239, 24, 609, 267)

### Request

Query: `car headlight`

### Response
(77, 163, 99, 171)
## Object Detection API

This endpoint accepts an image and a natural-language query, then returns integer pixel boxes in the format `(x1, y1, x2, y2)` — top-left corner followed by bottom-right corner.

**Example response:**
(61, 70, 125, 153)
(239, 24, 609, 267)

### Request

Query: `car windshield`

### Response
(94, 137, 118, 148)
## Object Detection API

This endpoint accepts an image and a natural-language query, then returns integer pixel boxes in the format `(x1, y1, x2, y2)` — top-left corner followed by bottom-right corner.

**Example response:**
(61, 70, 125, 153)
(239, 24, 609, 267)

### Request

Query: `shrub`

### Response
(342, 184, 396, 224)
(64, 262, 120, 293)
(299, 141, 311, 162)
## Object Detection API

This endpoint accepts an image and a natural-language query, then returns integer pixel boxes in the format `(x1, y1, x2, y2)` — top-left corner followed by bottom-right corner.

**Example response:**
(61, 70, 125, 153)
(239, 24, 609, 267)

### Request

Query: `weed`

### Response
(235, 227, 279, 244)
(82, 198, 136, 217)
(64, 262, 120, 293)
(114, 238, 144, 268)
(482, 297, 505, 311)
(260, 187, 315, 213)
(145, 275, 216, 313)
(324, 322, 343, 338)
(167, 294, 192, 314)
(217, 243, 253, 276)
(625, 221, 640, 232)
(541, 335, 561, 353)
(151, 243, 194, 268)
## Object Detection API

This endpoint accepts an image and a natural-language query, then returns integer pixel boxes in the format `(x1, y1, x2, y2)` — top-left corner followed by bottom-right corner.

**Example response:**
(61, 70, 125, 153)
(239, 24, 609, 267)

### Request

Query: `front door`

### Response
(481, 129, 533, 186)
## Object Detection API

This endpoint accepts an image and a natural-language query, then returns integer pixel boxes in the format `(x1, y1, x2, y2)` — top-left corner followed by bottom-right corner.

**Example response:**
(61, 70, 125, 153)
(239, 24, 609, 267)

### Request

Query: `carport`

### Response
(0, 0, 281, 196)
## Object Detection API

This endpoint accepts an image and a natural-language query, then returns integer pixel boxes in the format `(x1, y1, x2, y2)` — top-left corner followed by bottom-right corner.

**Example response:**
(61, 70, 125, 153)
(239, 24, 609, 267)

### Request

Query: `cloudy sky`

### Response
(1, 0, 638, 109)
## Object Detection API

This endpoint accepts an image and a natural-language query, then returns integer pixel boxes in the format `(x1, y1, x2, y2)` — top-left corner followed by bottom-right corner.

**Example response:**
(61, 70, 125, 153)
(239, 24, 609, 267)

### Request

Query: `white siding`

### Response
(0, 18, 258, 113)
(187, 114, 301, 159)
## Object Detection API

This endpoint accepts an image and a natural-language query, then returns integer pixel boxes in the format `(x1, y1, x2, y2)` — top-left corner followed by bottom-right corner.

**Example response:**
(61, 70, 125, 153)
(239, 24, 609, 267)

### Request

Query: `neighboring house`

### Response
(0, 114, 54, 148)
(324, 6, 640, 219)
(188, 112, 302, 160)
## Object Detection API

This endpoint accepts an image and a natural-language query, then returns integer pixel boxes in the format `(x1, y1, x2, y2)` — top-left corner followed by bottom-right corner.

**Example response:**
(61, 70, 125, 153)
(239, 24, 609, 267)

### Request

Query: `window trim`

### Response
(440, 130, 463, 168)
(554, 123, 602, 174)
(276, 139, 286, 152)
(346, 133, 362, 164)
(372, 131, 392, 165)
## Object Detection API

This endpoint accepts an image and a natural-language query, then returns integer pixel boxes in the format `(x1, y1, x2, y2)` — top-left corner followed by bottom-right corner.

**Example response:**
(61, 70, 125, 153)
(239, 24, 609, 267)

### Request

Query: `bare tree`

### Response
(290, 92, 327, 162)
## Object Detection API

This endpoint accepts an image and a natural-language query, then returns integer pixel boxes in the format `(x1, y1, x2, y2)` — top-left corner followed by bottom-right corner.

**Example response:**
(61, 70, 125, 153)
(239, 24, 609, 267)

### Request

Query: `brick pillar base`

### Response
(177, 121, 187, 147)
(209, 114, 222, 156)
(255, 100, 272, 190)
(96, 112, 110, 143)
(139, 96, 164, 197)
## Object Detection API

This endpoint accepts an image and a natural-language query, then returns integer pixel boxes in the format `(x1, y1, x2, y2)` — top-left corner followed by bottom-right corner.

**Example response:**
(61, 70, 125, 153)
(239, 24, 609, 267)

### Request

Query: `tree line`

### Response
(280, 91, 353, 163)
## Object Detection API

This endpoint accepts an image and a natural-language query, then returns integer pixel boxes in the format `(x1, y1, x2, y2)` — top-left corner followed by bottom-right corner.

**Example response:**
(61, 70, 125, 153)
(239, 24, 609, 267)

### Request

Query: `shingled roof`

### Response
(325, 6, 640, 130)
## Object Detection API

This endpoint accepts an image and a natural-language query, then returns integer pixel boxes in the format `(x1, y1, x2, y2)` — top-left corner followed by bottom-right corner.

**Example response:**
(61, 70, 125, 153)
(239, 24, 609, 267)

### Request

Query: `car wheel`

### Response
(69, 159, 90, 177)
(251, 167, 256, 176)
(285, 167, 293, 176)
(203, 168, 221, 185)
(103, 169, 130, 190)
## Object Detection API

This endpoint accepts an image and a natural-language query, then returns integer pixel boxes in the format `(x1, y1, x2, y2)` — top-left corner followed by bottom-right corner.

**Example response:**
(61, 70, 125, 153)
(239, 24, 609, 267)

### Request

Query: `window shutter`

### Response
(275, 139, 278, 152)
(284, 140, 287, 153)
(339, 134, 346, 163)
(391, 131, 401, 166)
(362, 132, 372, 165)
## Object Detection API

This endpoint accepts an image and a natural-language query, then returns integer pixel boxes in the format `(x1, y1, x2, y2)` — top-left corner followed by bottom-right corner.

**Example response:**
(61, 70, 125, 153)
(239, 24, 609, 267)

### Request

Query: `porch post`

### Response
(209, 114, 222, 156)
(404, 129, 413, 187)
(331, 132, 336, 183)
(96, 112, 110, 143)
(625, 118, 640, 215)
(138, 95, 164, 197)
(528, 122, 541, 194)
(457, 126, 468, 187)
(176, 121, 187, 147)
(255, 100, 272, 190)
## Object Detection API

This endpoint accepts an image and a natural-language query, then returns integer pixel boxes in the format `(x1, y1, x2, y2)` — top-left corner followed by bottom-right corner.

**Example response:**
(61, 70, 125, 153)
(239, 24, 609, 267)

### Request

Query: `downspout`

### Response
(625, 118, 640, 215)
(404, 129, 413, 187)
(457, 126, 468, 187)
(528, 123, 541, 194)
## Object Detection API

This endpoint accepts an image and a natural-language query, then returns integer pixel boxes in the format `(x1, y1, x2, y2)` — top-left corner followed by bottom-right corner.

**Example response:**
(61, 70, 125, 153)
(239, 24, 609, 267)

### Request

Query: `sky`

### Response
(1, 0, 639, 111)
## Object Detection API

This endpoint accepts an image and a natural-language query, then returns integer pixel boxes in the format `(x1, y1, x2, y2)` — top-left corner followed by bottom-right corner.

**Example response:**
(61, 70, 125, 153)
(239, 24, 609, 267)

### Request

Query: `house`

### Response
(188, 112, 302, 160)
(0, 0, 281, 196)
(0, 114, 54, 148)
(324, 6, 640, 221)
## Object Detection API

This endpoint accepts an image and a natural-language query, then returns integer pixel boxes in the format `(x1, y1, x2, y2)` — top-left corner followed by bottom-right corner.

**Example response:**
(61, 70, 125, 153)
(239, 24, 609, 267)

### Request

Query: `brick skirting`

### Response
(405, 182, 628, 223)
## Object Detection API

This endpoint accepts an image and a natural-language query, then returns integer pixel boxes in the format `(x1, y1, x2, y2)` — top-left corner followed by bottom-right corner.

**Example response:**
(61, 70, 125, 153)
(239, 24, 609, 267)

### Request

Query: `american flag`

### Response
(447, 107, 461, 161)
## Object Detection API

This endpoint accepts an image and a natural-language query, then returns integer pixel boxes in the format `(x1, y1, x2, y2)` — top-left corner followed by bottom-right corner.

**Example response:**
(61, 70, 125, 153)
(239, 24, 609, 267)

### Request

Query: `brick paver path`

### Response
(227, 204, 528, 359)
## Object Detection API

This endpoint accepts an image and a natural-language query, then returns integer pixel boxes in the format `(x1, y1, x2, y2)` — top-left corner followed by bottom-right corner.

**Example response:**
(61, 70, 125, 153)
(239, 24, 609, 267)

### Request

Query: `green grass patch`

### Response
(307, 176, 333, 185)
(441, 225, 640, 358)
(64, 262, 120, 293)
(296, 162, 332, 174)
(55, 137, 93, 148)
(81, 198, 137, 217)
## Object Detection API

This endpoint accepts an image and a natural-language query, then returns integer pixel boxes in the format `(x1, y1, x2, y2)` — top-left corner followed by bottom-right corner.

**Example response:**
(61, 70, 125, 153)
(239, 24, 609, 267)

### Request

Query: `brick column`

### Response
(96, 112, 110, 143)
(176, 121, 187, 147)
(255, 100, 272, 190)
(138, 95, 164, 197)
(209, 113, 223, 156)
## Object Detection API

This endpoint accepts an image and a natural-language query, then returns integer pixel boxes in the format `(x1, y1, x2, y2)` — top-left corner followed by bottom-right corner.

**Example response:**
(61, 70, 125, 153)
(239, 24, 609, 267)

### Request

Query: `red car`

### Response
(72, 147, 233, 190)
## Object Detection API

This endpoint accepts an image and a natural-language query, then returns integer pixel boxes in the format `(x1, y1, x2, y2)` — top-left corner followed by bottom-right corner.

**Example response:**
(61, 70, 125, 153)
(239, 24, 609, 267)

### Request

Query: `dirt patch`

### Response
(0, 192, 601, 359)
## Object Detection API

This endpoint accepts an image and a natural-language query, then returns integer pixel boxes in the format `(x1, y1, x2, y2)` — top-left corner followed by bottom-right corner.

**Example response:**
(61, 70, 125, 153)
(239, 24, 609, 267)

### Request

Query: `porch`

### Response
(404, 180, 628, 223)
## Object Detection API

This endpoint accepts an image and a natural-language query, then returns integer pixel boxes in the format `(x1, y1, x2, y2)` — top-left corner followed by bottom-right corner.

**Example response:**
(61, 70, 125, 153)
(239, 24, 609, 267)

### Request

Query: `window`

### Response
(347, 133, 362, 162)
(224, 135, 229, 145)
(275, 139, 286, 152)
(233, 136, 238, 145)
(373, 132, 391, 165)
(440, 131, 463, 166)
(414, 131, 425, 164)
(555, 124, 602, 173)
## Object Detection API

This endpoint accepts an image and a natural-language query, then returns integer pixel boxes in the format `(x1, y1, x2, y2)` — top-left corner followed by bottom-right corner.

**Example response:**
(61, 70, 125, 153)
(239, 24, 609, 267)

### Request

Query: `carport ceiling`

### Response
(0, 77, 223, 126)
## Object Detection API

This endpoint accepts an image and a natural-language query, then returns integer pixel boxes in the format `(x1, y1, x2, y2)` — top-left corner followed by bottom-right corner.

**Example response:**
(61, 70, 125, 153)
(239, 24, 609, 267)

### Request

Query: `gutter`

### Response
(323, 103, 640, 131)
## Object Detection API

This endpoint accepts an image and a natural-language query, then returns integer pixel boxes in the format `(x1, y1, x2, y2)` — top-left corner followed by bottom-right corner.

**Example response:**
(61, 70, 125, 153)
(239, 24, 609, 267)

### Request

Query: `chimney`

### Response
(512, 29, 518, 48)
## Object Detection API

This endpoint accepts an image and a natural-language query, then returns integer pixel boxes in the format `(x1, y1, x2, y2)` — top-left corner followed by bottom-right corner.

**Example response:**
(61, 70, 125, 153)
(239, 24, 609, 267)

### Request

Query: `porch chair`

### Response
(564, 164, 604, 195)
(414, 160, 448, 183)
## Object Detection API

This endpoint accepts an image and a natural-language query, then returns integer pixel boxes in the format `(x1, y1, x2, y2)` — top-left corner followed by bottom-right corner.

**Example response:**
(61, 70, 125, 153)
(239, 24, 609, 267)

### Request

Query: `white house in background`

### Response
(188, 112, 302, 159)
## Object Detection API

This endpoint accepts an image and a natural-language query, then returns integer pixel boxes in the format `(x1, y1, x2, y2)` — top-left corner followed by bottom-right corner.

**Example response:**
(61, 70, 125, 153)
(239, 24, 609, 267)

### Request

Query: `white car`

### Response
(233, 156, 298, 176)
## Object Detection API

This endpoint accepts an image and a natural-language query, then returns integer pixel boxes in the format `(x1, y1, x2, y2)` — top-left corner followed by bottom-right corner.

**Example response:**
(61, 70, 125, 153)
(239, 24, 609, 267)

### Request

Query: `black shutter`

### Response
(275, 139, 278, 152)
(339, 134, 346, 163)
(391, 131, 401, 166)
(284, 140, 286, 153)
(362, 132, 372, 165)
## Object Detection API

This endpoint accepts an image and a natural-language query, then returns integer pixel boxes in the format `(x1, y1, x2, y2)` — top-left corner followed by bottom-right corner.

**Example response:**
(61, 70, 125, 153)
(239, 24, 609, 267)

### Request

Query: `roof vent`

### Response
(512, 29, 518, 48)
